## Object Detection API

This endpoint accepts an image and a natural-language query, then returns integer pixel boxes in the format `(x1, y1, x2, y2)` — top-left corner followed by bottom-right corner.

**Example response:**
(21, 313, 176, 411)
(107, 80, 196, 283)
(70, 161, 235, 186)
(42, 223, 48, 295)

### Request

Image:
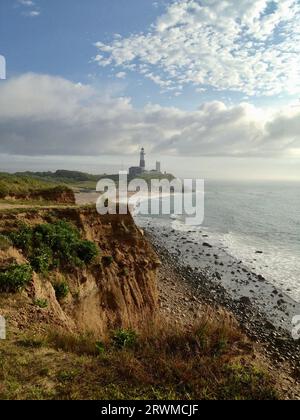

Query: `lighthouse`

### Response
(139, 147, 145, 171)
(129, 147, 146, 177)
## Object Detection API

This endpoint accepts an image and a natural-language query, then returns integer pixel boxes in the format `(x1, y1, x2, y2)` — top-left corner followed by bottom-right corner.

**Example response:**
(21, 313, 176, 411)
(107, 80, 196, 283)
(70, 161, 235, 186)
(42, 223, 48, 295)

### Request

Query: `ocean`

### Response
(201, 181, 300, 303)
(134, 180, 300, 328)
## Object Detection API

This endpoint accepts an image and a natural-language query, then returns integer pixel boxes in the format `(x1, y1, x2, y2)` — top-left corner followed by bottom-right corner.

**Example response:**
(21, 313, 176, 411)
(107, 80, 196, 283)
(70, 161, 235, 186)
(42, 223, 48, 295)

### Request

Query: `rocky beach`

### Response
(135, 217, 300, 398)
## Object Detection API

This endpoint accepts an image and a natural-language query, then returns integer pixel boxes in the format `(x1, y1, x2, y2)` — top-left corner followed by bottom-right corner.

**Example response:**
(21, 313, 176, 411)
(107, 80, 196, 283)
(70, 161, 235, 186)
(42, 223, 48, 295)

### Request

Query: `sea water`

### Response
(136, 180, 300, 304)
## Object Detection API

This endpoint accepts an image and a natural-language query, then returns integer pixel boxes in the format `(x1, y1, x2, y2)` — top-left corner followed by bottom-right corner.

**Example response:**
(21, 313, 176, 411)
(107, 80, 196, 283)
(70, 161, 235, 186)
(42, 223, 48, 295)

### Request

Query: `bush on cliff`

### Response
(102, 255, 114, 267)
(0, 263, 33, 293)
(8, 221, 99, 273)
(53, 281, 69, 301)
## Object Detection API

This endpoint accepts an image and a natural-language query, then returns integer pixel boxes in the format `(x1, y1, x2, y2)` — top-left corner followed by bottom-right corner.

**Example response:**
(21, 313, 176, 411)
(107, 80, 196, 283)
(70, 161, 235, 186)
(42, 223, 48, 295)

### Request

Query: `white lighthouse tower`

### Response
(139, 147, 146, 171)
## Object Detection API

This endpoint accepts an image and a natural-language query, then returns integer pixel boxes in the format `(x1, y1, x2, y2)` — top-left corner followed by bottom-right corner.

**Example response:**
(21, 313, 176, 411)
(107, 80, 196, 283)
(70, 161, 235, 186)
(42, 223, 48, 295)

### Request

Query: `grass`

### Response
(0, 173, 72, 200)
(11, 170, 176, 191)
(0, 234, 12, 251)
(0, 316, 278, 400)
(34, 299, 48, 309)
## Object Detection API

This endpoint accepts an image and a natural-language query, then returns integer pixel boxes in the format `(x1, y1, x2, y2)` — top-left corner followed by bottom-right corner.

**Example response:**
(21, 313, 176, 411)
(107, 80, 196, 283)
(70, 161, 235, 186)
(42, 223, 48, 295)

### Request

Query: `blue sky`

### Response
(1, 0, 179, 108)
(2, 0, 298, 109)
(1, 0, 158, 79)
(0, 0, 300, 179)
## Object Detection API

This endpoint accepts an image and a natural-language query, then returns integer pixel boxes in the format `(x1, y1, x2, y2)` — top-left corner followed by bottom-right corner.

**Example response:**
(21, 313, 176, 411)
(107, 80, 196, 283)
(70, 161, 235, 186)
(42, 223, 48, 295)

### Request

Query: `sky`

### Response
(0, 0, 300, 180)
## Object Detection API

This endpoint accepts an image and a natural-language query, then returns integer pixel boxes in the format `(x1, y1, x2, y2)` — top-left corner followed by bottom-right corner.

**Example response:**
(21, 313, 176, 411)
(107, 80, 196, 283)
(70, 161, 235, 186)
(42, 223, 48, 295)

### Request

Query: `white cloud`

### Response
(18, 0, 40, 17)
(115, 72, 127, 79)
(18, 0, 35, 6)
(0, 74, 299, 158)
(24, 10, 40, 17)
(94, 0, 300, 97)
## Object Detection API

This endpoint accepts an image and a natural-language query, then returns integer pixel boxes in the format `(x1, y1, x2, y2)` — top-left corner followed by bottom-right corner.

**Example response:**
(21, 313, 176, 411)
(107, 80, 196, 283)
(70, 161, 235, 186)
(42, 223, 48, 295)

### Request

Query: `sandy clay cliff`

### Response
(0, 207, 160, 337)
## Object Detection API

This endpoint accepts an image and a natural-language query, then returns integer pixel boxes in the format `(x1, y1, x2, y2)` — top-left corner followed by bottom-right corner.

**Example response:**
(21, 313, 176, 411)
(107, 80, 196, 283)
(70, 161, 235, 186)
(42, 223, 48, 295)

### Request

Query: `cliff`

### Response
(0, 207, 159, 337)
(0, 206, 282, 400)
(0, 174, 75, 204)
(4, 186, 75, 204)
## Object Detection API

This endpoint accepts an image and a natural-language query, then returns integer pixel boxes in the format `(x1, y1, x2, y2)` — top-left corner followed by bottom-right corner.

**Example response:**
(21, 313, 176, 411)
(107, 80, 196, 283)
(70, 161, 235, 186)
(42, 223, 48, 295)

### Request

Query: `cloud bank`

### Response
(95, 0, 300, 96)
(0, 73, 299, 158)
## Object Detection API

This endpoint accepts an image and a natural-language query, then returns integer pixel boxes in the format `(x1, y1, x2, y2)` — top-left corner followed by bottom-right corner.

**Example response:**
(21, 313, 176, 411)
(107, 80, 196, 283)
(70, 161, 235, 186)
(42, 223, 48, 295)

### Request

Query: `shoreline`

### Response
(136, 216, 300, 330)
(141, 225, 300, 397)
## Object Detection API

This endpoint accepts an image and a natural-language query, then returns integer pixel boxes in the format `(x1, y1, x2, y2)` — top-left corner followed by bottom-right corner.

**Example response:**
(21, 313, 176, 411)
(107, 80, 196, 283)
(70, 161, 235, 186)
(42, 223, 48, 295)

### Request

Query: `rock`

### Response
(203, 242, 212, 248)
(215, 272, 222, 280)
(239, 296, 251, 306)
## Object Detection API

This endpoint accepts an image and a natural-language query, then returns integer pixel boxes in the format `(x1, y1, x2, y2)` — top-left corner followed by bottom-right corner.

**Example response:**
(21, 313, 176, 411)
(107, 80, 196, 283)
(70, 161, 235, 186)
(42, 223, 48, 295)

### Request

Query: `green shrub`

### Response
(34, 298, 48, 309)
(76, 240, 99, 264)
(0, 264, 33, 293)
(112, 329, 137, 349)
(95, 341, 105, 355)
(54, 281, 69, 301)
(0, 234, 12, 251)
(8, 221, 99, 273)
(9, 224, 33, 251)
(120, 267, 129, 277)
(102, 256, 114, 267)
(30, 248, 52, 275)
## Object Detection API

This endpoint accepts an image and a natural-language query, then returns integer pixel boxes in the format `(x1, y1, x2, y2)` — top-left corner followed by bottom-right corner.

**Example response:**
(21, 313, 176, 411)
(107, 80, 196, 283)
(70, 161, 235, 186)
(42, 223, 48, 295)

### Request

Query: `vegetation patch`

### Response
(0, 264, 33, 293)
(112, 329, 138, 349)
(8, 220, 99, 274)
(53, 281, 69, 301)
(0, 234, 12, 251)
(34, 299, 48, 309)
(102, 255, 114, 267)
(0, 173, 70, 200)
(48, 331, 101, 356)
(37, 317, 279, 400)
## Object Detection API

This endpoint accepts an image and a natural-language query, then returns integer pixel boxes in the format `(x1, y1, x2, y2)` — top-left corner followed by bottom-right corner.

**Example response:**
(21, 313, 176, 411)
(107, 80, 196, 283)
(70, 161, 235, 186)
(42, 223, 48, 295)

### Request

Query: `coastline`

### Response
(140, 222, 300, 398)
(75, 191, 300, 394)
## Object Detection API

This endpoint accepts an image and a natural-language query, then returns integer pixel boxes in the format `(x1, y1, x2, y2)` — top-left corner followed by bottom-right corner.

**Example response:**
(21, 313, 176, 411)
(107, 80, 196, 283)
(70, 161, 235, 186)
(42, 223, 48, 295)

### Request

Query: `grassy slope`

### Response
(0, 173, 71, 198)
(0, 318, 278, 400)
(14, 170, 176, 191)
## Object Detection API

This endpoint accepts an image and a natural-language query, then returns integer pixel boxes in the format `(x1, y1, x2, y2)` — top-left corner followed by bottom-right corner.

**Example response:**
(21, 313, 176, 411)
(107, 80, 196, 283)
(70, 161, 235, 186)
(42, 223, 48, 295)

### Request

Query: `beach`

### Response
(143, 224, 300, 398)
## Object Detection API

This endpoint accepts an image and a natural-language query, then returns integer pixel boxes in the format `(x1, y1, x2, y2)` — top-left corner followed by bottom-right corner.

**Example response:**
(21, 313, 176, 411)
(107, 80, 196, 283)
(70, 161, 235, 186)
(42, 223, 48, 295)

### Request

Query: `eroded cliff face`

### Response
(5, 187, 76, 204)
(0, 207, 159, 337)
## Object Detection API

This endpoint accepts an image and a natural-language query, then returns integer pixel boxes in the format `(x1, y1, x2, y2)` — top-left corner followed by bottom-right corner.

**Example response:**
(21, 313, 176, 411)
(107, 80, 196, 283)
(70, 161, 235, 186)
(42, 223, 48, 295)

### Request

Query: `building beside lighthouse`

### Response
(129, 148, 162, 177)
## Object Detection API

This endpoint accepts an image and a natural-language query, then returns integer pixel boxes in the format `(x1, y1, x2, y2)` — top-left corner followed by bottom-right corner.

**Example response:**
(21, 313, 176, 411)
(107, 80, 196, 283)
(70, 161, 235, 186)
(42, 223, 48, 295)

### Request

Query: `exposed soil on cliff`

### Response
(0, 207, 159, 337)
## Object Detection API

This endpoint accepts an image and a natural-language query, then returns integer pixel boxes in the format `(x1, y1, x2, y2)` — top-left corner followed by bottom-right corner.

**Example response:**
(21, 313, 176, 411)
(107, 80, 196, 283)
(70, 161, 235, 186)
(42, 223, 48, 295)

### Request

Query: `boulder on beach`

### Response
(239, 296, 252, 306)
(203, 242, 212, 248)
